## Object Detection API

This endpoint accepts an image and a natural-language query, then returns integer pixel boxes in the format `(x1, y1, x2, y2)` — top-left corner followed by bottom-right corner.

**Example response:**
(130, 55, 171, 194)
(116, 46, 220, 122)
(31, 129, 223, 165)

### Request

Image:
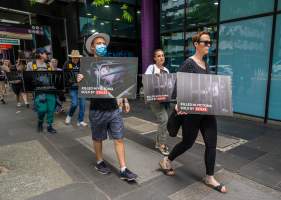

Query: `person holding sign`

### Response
(77, 32, 138, 182)
(64, 50, 87, 127)
(159, 32, 227, 193)
(145, 49, 170, 156)
(26, 48, 57, 134)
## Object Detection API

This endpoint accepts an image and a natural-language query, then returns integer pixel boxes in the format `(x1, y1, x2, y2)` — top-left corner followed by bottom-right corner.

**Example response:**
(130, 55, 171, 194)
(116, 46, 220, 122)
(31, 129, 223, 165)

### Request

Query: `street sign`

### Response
(0, 38, 20, 45)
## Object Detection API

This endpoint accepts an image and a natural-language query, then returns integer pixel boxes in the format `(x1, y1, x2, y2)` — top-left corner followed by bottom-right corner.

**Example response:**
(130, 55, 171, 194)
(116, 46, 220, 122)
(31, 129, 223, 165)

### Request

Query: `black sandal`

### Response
(205, 182, 227, 193)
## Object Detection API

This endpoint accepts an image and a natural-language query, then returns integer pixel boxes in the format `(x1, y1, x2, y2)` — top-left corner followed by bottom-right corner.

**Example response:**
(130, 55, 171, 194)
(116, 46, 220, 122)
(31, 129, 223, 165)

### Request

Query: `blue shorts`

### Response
(89, 109, 124, 141)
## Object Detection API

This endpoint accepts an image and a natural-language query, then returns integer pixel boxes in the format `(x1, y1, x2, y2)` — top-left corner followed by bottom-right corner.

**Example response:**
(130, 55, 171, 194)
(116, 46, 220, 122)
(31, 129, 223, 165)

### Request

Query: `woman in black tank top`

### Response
(160, 32, 227, 193)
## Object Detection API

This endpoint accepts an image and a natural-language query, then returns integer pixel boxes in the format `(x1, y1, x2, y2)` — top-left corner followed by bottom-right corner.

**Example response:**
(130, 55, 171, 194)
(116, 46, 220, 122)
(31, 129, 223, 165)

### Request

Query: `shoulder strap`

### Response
(47, 63, 52, 71)
(32, 60, 52, 71)
(68, 62, 73, 70)
(32, 60, 37, 71)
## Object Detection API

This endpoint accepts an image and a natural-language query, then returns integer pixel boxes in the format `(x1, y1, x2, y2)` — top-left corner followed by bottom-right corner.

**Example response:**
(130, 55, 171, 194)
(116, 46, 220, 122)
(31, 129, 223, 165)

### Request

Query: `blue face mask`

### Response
(96, 44, 107, 57)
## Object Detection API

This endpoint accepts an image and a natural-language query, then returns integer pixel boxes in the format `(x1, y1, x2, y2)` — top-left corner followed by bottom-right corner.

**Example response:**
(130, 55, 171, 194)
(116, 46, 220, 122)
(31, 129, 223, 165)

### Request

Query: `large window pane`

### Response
(220, 0, 274, 21)
(79, 3, 136, 39)
(161, 32, 184, 72)
(187, 0, 218, 28)
(160, 0, 185, 72)
(218, 16, 273, 117)
(160, 0, 185, 33)
(269, 14, 281, 120)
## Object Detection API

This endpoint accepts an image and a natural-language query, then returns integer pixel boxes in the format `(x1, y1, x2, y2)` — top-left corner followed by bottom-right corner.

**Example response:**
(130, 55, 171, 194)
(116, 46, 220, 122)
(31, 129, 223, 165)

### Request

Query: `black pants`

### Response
(168, 114, 217, 176)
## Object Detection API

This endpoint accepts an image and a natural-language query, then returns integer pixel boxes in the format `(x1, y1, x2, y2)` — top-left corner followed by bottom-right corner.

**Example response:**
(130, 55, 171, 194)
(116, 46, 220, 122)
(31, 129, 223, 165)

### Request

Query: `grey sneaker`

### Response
(159, 144, 170, 156)
(120, 168, 138, 181)
(95, 161, 111, 175)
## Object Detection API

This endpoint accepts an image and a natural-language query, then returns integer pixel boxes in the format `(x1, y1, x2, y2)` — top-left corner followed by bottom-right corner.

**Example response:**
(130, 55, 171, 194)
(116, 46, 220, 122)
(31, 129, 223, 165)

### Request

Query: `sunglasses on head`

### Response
(198, 40, 212, 47)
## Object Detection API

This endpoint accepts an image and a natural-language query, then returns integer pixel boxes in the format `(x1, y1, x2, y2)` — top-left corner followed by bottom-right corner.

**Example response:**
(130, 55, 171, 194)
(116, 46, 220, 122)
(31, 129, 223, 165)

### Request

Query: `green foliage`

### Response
(92, 0, 112, 7)
(121, 4, 133, 23)
(92, 16, 97, 24)
(29, 0, 37, 6)
(122, 10, 133, 23)
(90, 1, 133, 23)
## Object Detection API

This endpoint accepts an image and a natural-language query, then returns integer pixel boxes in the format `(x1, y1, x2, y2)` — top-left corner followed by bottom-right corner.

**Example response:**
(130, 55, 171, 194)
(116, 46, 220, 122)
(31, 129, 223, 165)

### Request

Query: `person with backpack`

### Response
(26, 48, 57, 134)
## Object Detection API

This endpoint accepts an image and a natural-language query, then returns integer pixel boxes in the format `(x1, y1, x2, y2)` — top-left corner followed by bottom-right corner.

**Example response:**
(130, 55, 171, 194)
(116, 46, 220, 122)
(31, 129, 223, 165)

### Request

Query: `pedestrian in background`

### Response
(145, 49, 170, 156)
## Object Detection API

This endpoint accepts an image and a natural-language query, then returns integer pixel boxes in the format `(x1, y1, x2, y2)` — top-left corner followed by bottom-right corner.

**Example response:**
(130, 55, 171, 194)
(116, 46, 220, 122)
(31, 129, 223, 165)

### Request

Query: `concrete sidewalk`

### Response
(0, 94, 281, 200)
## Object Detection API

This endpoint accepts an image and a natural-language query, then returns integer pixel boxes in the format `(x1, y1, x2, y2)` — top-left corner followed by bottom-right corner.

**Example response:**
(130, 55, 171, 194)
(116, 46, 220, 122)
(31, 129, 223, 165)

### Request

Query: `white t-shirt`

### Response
(144, 64, 169, 75)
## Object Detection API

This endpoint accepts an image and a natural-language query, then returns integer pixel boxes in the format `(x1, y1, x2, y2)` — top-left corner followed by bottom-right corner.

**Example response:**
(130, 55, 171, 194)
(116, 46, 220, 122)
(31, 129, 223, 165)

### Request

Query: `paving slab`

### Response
(115, 168, 196, 200)
(228, 145, 267, 161)
(216, 151, 251, 173)
(246, 135, 281, 154)
(239, 161, 281, 188)
(77, 136, 182, 184)
(254, 153, 281, 173)
(169, 169, 281, 200)
(0, 140, 73, 200)
(123, 116, 158, 134)
(195, 132, 247, 152)
(177, 131, 247, 152)
(28, 183, 109, 200)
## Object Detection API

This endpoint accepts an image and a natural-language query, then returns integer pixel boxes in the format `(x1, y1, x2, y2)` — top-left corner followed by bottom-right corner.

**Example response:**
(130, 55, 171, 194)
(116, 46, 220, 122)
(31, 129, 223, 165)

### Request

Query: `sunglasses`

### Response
(198, 40, 212, 47)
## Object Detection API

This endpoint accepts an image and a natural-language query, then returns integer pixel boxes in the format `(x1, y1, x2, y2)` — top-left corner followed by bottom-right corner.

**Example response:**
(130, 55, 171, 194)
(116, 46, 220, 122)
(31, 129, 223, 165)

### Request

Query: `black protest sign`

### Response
(78, 57, 138, 98)
(142, 73, 176, 102)
(177, 72, 233, 116)
(23, 71, 64, 92)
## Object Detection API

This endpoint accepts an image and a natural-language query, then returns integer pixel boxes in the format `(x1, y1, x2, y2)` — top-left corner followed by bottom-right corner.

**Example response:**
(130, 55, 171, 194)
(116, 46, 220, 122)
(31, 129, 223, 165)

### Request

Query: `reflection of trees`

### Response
(187, 0, 217, 25)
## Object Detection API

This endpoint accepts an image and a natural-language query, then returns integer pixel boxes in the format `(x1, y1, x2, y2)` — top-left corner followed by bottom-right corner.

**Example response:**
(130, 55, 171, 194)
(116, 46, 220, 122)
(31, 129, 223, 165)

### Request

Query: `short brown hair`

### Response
(192, 31, 210, 46)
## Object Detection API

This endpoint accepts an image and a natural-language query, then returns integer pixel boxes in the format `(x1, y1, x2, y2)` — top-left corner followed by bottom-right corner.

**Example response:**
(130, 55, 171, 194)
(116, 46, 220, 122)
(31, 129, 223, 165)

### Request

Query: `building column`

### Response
(141, 0, 160, 73)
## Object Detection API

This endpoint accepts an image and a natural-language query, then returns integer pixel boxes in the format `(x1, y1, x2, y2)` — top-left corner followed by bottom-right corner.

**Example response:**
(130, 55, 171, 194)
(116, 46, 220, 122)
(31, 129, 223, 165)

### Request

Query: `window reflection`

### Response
(218, 17, 273, 117)
(187, 0, 218, 28)
(79, 2, 136, 39)
(220, 0, 274, 21)
(269, 14, 281, 120)
(161, 32, 184, 72)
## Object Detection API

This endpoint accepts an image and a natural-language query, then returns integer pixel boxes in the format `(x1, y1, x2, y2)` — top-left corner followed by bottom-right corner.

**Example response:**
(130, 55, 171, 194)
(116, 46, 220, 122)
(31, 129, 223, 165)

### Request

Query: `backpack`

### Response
(32, 61, 52, 71)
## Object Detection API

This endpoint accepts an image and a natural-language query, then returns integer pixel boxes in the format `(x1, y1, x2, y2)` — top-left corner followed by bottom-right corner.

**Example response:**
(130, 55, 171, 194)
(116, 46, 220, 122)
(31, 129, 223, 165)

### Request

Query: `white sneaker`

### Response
(17, 102, 21, 107)
(77, 121, 88, 127)
(65, 116, 71, 125)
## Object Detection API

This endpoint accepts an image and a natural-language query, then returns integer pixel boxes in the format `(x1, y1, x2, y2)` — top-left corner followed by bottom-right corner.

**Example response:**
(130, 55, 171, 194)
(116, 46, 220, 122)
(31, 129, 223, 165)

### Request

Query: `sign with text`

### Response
(79, 57, 138, 98)
(142, 73, 176, 102)
(23, 71, 64, 92)
(0, 38, 20, 45)
(177, 72, 233, 116)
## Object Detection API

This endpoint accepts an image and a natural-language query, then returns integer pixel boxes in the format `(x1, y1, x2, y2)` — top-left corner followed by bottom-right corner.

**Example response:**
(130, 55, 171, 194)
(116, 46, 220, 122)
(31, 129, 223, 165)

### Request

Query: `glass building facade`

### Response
(79, 0, 140, 57)
(160, 0, 281, 122)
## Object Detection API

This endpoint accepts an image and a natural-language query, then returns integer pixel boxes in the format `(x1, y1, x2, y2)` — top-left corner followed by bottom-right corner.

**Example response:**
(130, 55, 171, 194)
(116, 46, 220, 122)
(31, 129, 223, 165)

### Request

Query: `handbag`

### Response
(167, 109, 182, 137)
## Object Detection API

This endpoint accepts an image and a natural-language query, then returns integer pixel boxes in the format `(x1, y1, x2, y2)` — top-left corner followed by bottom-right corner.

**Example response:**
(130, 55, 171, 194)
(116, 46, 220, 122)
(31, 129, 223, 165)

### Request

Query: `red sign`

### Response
(0, 44, 12, 49)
